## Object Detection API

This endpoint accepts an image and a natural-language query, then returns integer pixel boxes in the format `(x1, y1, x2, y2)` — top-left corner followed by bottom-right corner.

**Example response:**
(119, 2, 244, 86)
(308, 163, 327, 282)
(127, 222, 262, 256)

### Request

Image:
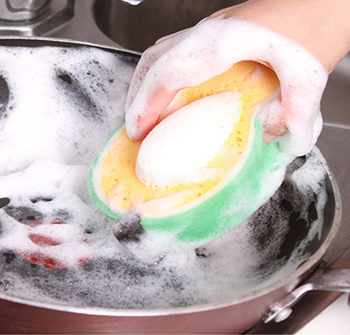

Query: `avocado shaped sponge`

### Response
(88, 61, 286, 248)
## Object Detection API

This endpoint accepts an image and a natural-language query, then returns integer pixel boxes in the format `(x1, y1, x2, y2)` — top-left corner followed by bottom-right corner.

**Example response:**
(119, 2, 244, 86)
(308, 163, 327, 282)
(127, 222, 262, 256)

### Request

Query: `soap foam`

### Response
(0, 45, 134, 175)
(136, 91, 242, 187)
(126, 17, 328, 159)
(0, 46, 330, 311)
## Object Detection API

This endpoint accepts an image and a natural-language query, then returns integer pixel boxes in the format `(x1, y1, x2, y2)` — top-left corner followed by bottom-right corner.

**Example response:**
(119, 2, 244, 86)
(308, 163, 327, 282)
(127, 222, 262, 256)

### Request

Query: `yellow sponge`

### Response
(88, 61, 283, 247)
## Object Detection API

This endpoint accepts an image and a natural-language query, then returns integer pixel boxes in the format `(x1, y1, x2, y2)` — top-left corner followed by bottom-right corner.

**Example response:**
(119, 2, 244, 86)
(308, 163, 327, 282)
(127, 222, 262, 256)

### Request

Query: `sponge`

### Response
(88, 61, 286, 247)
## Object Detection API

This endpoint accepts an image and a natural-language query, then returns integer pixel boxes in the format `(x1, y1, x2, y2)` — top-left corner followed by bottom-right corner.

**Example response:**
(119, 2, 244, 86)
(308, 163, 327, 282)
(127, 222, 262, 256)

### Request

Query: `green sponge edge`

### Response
(88, 119, 282, 246)
(141, 119, 282, 244)
(88, 126, 124, 222)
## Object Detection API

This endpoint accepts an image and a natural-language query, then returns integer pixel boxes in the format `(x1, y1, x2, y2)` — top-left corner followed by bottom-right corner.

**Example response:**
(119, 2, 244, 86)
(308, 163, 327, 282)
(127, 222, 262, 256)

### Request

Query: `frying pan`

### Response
(0, 37, 346, 334)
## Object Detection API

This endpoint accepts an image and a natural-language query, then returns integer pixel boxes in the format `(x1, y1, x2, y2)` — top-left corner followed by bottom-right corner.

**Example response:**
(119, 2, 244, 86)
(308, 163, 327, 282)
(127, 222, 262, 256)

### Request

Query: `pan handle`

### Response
(263, 266, 350, 323)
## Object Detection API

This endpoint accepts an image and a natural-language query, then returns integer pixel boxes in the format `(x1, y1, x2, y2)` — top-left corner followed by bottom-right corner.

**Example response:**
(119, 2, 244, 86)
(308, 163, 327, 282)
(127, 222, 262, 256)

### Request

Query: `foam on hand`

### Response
(126, 17, 328, 158)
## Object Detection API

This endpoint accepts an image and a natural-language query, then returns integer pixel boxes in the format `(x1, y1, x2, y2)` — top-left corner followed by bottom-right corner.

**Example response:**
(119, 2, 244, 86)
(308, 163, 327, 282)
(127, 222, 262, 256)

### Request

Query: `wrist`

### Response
(212, 0, 350, 72)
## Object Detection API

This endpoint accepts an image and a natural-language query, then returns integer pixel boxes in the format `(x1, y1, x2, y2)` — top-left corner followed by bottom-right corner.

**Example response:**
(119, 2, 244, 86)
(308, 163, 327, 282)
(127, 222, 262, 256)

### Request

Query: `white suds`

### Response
(136, 92, 242, 187)
(126, 17, 328, 160)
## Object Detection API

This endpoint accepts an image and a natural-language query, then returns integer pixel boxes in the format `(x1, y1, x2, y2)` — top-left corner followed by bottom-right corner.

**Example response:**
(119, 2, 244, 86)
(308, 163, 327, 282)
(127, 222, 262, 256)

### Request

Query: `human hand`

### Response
(125, 0, 350, 156)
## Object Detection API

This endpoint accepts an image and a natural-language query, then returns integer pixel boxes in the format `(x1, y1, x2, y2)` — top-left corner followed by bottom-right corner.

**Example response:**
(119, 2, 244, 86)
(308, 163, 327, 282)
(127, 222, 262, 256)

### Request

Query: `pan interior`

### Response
(0, 42, 336, 312)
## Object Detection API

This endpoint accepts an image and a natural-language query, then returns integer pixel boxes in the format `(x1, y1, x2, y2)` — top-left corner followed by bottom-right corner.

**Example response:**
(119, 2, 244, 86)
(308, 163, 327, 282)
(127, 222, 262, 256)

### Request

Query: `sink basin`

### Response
(322, 56, 350, 128)
(93, 0, 244, 52)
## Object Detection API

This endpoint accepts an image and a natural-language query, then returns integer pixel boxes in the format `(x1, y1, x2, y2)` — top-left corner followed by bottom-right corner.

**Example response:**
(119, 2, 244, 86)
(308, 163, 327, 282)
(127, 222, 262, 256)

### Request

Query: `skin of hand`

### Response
(125, 0, 350, 143)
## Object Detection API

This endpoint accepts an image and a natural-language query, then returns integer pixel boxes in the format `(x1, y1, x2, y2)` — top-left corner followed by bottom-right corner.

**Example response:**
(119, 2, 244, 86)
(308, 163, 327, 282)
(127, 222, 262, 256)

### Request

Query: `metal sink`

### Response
(93, 0, 243, 52)
(322, 58, 350, 128)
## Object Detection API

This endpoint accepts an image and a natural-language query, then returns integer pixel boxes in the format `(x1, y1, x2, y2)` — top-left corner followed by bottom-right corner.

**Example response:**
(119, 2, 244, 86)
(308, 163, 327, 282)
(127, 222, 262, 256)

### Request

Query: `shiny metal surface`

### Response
(0, 0, 74, 36)
(264, 268, 350, 324)
(93, 0, 244, 52)
(246, 249, 350, 334)
(0, 0, 51, 21)
(45, 0, 118, 48)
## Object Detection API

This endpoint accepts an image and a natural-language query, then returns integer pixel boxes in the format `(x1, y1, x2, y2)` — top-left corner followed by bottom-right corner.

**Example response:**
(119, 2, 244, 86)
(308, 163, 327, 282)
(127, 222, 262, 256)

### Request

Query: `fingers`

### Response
(126, 88, 179, 141)
(262, 93, 288, 143)
(125, 29, 199, 141)
(208, 7, 232, 19)
(125, 20, 231, 140)
(263, 123, 288, 143)
(125, 29, 189, 112)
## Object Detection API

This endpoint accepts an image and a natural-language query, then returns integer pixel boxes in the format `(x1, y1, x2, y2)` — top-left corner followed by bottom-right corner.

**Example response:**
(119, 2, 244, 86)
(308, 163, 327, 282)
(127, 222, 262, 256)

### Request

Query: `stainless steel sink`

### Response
(93, 0, 244, 52)
(322, 58, 350, 128)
